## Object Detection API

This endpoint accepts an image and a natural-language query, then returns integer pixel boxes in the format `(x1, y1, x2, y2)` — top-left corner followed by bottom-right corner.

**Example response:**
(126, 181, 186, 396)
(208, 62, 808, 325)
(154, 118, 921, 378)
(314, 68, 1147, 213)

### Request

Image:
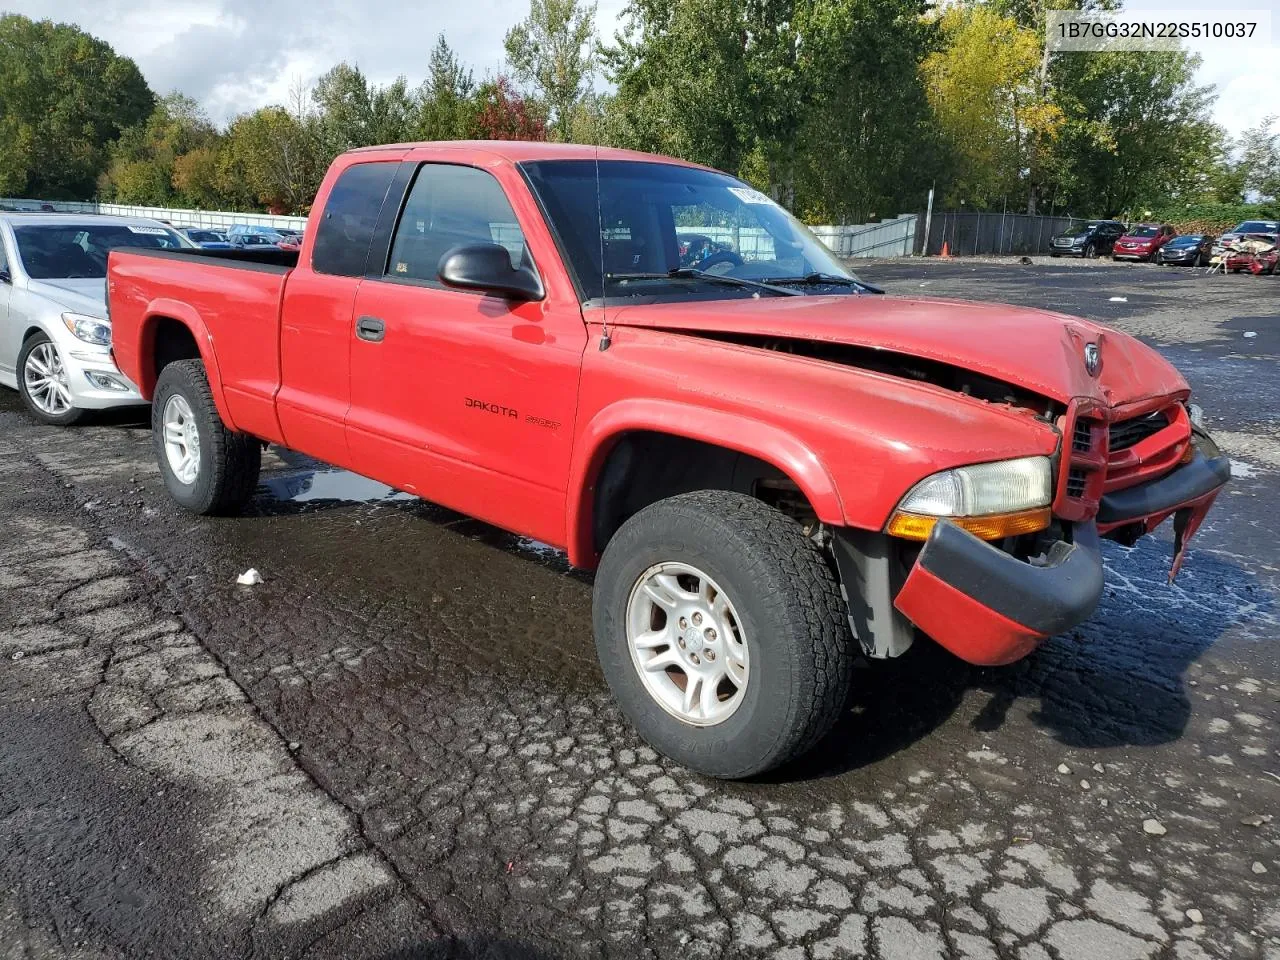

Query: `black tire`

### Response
(593, 491, 853, 779)
(1082, 242, 1095, 259)
(16, 333, 87, 426)
(152, 359, 260, 515)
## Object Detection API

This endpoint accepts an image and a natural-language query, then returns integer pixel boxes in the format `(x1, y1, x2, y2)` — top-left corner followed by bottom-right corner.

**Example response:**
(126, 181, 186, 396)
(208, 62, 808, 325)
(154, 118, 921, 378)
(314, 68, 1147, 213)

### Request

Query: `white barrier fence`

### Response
(2, 198, 919, 258)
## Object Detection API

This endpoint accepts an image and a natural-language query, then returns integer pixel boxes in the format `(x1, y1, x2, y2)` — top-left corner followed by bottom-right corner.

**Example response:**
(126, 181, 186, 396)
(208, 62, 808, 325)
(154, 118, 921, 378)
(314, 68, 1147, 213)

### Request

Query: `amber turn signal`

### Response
(886, 507, 1052, 542)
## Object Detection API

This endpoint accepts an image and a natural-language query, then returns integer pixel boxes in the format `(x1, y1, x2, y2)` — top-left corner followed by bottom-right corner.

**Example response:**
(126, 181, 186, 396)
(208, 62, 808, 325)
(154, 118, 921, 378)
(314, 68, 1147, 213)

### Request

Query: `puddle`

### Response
(259, 469, 417, 506)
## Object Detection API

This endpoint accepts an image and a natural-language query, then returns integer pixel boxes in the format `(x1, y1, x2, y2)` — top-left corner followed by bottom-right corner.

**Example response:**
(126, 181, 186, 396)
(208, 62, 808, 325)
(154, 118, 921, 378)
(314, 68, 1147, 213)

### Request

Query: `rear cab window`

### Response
(383, 164, 530, 285)
(312, 161, 400, 276)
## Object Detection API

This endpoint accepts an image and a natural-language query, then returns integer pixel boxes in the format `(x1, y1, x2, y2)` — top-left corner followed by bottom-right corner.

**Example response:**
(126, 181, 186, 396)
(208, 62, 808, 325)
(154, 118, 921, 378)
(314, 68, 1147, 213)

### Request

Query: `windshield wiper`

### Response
(606, 268, 801, 296)
(762, 272, 884, 294)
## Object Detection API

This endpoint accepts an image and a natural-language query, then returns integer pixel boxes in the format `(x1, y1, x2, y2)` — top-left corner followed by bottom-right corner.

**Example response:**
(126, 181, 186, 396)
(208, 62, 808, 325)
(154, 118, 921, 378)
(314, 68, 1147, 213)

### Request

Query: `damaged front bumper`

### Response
(888, 449, 1231, 666)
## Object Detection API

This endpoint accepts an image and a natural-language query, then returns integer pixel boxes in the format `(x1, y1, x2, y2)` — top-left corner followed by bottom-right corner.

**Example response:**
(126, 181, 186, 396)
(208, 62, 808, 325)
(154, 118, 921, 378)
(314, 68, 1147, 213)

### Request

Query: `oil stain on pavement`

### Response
(1, 260, 1277, 960)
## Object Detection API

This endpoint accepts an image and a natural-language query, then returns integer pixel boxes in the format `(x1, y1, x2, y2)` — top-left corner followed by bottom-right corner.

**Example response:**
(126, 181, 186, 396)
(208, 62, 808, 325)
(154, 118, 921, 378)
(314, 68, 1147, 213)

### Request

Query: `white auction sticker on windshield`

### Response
(126, 225, 169, 235)
(728, 186, 775, 205)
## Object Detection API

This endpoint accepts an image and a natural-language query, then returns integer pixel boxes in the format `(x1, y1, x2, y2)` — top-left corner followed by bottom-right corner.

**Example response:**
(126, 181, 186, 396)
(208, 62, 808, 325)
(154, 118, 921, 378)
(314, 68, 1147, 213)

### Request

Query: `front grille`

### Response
(1072, 418, 1095, 453)
(1066, 468, 1088, 499)
(1109, 411, 1168, 451)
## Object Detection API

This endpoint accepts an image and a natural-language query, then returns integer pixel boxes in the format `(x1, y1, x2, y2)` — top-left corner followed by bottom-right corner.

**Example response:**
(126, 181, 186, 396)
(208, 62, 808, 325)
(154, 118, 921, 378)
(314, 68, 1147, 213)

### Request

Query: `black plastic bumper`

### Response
(916, 520, 1105, 636)
(1097, 453, 1231, 526)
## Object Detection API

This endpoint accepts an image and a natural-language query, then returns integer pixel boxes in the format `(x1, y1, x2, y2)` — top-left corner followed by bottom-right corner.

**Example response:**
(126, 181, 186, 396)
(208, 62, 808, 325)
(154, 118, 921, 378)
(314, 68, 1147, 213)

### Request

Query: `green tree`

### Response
(504, 0, 597, 139)
(1051, 49, 1218, 216)
(103, 93, 221, 205)
(220, 107, 321, 213)
(414, 36, 478, 140)
(605, 0, 940, 218)
(604, 0, 769, 186)
(311, 63, 416, 157)
(797, 0, 941, 222)
(0, 14, 153, 198)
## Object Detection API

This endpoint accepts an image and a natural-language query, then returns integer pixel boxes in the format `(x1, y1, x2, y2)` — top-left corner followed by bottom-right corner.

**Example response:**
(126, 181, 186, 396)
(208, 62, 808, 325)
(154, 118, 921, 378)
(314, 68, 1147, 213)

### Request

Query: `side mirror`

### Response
(438, 242, 544, 301)
(0, 269, 10, 284)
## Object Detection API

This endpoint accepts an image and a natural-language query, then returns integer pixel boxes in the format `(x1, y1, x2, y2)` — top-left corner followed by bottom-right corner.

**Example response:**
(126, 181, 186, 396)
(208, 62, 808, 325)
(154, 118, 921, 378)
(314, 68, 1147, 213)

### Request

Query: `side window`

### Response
(313, 161, 398, 277)
(386, 164, 527, 284)
(0, 234, 8, 274)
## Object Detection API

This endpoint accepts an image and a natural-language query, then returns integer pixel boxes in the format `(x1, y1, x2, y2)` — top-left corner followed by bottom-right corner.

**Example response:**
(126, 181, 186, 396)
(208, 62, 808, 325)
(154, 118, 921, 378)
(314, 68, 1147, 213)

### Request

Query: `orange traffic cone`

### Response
(940, 241, 951, 258)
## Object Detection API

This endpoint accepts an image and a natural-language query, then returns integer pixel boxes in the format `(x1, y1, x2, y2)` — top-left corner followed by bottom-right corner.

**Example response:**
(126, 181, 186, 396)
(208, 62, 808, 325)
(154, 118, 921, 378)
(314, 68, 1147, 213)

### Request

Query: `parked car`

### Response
(0, 214, 189, 424)
(180, 227, 233, 249)
(1157, 233, 1214, 267)
(226, 224, 301, 250)
(1111, 224, 1175, 261)
(1212, 219, 1279, 258)
(1048, 220, 1126, 258)
(106, 142, 1230, 779)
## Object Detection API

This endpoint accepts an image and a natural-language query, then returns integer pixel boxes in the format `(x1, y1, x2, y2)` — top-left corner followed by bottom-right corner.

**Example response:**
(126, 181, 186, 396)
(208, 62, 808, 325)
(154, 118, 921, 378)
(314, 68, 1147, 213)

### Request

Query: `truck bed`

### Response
(108, 247, 294, 440)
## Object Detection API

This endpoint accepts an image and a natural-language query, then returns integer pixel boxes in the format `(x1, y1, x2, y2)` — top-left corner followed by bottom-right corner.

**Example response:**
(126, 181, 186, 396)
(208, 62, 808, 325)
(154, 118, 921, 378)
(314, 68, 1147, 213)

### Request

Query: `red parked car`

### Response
(104, 142, 1229, 778)
(1112, 223, 1176, 261)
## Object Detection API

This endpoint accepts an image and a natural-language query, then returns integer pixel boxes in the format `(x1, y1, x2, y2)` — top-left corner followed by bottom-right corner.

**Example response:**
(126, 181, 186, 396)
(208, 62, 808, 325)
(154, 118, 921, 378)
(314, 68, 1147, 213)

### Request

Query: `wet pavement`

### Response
(1, 258, 1277, 960)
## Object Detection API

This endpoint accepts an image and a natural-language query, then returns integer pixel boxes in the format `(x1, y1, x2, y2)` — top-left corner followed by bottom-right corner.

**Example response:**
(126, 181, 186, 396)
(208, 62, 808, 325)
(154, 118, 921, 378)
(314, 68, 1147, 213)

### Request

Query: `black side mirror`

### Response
(0, 269, 10, 284)
(438, 242, 544, 301)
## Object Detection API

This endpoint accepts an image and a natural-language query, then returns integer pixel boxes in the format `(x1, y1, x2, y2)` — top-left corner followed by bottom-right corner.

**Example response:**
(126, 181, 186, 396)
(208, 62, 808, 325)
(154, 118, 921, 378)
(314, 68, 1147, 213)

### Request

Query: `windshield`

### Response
(1167, 235, 1202, 247)
(1233, 221, 1278, 234)
(188, 230, 224, 242)
(14, 223, 188, 279)
(1128, 226, 1159, 238)
(521, 159, 855, 302)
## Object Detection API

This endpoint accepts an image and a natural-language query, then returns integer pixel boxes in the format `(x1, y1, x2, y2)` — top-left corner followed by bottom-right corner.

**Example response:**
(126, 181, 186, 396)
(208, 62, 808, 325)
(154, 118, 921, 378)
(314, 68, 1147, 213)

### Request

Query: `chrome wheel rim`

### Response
(23, 342, 72, 416)
(161, 394, 201, 485)
(626, 561, 749, 726)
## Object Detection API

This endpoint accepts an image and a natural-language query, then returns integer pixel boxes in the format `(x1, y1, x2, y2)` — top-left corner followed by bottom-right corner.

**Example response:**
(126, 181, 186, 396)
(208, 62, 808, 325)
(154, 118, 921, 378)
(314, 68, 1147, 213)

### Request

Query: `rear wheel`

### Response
(17, 333, 86, 426)
(152, 359, 260, 515)
(593, 491, 853, 778)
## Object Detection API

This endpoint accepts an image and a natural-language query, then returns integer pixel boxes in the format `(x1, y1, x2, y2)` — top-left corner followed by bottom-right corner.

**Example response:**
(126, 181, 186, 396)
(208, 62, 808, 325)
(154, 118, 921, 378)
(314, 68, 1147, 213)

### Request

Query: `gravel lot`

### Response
(1, 257, 1277, 960)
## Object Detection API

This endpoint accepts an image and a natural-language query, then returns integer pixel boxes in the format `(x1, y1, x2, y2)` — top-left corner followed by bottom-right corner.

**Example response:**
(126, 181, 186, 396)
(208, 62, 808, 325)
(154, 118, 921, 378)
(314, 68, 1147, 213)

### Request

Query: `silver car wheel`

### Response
(23, 341, 73, 416)
(161, 394, 201, 485)
(626, 561, 749, 726)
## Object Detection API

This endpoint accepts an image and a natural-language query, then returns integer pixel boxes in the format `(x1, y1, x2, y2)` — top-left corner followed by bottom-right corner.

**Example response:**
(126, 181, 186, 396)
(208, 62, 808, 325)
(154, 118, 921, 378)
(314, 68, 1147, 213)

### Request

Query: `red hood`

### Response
(606, 295, 1189, 408)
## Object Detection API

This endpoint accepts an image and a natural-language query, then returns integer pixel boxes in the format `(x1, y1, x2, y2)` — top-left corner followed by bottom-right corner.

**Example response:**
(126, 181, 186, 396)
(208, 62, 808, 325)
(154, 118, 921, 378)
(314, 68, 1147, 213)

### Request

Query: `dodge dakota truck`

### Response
(107, 142, 1230, 778)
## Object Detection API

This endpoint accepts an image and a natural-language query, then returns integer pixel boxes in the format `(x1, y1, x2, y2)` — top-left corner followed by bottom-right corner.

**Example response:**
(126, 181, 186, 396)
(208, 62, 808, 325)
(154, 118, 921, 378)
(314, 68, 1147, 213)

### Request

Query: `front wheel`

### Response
(17, 333, 86, 426)
(1082, 243, 1096, 259)
(593, 491, 853, 779)
(152, 359, 260, 515)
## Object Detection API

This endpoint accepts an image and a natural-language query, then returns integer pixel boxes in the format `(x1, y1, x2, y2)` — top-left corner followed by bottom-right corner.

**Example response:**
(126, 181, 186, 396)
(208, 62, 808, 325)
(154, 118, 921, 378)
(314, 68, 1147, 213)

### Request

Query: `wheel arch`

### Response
(566, 399, 844, 569)
(137, 300, 237, 430)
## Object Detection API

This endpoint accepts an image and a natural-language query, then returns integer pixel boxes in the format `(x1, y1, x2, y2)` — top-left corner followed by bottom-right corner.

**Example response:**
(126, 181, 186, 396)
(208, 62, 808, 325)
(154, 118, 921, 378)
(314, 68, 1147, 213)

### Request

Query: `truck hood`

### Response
(25, 278, 108, 317)
(606, 294, 1188, 407)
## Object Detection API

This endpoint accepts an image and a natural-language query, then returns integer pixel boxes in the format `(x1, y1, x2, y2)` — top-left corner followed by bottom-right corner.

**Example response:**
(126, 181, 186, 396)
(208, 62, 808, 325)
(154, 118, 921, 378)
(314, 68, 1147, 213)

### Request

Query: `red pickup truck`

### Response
(107, 142, 1230, 778)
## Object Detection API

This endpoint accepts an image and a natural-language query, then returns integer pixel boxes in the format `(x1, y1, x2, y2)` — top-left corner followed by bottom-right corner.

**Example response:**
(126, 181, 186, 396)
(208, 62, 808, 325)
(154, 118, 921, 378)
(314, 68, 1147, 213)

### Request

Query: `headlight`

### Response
(62, 313, 111, 346)
(888, 456, 1053, 541)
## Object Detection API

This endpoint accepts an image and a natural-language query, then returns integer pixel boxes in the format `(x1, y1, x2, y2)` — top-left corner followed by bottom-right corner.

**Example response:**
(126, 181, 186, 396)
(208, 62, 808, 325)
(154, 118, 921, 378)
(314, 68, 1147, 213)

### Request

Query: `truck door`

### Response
(346, 161, 586, 546)
(276, 160, 400, 464)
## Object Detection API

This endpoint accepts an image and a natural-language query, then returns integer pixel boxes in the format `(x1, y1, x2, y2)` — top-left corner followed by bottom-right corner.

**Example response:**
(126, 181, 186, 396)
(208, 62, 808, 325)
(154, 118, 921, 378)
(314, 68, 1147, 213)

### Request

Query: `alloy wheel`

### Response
(23, 341, 73, 416)
(625, 561, 749, 726)
(161, 394, 201, 484)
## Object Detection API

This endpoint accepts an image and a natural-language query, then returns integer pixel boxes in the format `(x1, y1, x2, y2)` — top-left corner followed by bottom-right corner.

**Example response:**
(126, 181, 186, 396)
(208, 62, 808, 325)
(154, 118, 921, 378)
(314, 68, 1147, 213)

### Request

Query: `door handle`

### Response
(355, 315, 385, 342)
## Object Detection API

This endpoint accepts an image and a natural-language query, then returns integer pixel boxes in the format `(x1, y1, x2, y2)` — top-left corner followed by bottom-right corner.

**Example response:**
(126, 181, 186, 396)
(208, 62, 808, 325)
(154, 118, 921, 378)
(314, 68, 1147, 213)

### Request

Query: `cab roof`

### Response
(346, 140, 711, 169)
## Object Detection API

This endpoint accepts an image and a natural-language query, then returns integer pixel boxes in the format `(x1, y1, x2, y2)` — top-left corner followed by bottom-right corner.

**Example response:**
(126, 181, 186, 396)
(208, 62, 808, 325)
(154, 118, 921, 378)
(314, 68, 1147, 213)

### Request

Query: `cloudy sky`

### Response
(9, 0, 1277, 141)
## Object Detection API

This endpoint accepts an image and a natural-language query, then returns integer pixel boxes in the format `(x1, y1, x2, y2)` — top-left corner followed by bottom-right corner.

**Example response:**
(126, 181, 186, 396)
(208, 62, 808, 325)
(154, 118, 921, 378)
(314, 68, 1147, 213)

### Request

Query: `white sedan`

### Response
(0, 214, 190, 425)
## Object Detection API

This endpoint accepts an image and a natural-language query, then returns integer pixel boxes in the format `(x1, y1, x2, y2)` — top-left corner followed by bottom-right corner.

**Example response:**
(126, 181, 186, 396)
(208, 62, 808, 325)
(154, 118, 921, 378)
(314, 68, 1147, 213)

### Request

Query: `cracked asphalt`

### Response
(1, 258, 1277, 960)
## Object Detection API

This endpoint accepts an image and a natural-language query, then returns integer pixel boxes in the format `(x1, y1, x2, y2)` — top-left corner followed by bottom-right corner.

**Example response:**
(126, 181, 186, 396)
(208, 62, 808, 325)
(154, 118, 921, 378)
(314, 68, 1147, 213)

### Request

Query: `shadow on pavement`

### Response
(772, 538, 1272, 782)
(381, 936, 560, 960)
